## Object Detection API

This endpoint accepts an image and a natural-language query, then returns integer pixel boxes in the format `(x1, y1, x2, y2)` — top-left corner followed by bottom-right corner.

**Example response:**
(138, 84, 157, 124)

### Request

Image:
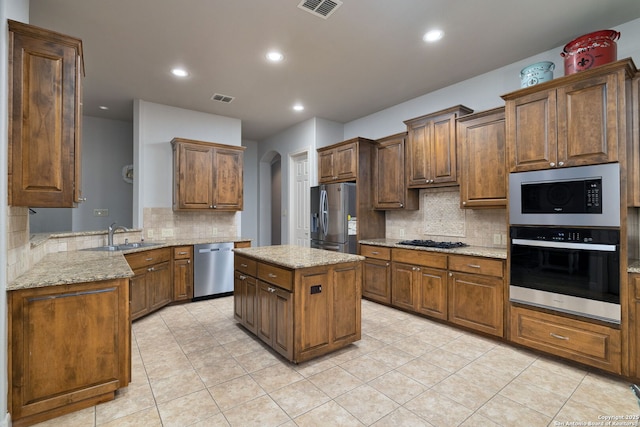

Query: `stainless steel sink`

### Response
(84, 242, 162, 251)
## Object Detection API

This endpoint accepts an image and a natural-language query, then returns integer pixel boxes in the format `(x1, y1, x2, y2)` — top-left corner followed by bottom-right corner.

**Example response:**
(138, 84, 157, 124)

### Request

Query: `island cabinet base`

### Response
(234, 249, 362, 364)
(8, 278, 131, 427)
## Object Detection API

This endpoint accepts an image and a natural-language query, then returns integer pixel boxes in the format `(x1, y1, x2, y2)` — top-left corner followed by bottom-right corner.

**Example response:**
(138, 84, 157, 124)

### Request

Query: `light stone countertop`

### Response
(10, 237, 253, 291)
(359, 238, 507, 259)
(629, 260, 640, 273)
(8, 251, 134, 291)
(234, 245, 364, 269)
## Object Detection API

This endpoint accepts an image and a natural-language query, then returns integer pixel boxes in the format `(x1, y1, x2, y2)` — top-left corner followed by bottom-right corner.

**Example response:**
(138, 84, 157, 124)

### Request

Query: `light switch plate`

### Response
(93, 209, 109, 217)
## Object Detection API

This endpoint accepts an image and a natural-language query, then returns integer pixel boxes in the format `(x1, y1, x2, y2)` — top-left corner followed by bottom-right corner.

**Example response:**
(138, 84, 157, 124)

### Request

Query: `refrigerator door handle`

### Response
(320, 189, 329, 237)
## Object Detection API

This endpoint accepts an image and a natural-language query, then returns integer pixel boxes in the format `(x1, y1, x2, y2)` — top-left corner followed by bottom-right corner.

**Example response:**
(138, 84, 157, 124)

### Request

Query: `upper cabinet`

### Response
(171, 138, 245, 211)
(502, 59, 636, 173)
(457, 107, 507, 209)
(8, 20, 85, 207)
(373, 132, 418, 210)
(404, 105, 473, 188)
(318, 140, 357, 183)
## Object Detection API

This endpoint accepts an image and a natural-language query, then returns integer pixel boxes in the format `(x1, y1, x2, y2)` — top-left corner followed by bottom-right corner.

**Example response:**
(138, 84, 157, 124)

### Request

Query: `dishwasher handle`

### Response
(198, 248, 221, 254)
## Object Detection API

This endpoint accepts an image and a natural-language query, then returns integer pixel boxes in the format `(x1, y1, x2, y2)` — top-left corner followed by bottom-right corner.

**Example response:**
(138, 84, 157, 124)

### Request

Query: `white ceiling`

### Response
(29, 0, 640, 141)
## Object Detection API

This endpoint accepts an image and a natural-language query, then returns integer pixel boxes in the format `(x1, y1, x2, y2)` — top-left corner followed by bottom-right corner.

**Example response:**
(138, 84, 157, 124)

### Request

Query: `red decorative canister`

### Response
(561, 30, 620, 74)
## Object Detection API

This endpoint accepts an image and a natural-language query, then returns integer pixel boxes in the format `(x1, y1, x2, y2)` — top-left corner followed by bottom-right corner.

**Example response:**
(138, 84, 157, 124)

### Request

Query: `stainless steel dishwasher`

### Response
(193, 242, 234, 299)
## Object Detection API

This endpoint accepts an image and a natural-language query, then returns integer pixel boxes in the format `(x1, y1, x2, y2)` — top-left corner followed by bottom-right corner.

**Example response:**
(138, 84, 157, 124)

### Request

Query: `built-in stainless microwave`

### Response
(509, 163, 620, 227)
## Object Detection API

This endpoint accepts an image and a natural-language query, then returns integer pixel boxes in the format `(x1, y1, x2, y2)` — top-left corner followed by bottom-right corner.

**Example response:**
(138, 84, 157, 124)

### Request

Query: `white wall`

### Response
(133, 99, 242, 227)
(241, 139, 259, 243)
(2, 3, 29, 425)
(344, 18, 640, 140)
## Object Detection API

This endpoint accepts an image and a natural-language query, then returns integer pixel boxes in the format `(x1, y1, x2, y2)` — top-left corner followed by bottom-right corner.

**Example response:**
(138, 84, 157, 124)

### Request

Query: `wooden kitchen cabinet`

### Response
(502, 59, 636, 172)
(404, 105, 473, 188)
(125, 248, 172, 320)
(361, 245, 392, 304)
(457, 107, 507, 208)
(234, 248, 362, 363)
(510, 304, 621, 374)
(448, 255, 504, 337)
(318, 140, 357, 183)
(373, 133, 418, 210)
(172, 138, 245, 211)
(172, 246, 193, 301)
(628, 273, 640, 379)
(391, 248, 448, 320)
(8, 20, 85, 207)
(8, 278, 130, 426)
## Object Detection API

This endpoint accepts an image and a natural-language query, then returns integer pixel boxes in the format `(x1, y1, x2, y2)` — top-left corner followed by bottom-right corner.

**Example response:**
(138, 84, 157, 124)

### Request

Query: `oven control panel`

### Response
(510, 226, 619, 245)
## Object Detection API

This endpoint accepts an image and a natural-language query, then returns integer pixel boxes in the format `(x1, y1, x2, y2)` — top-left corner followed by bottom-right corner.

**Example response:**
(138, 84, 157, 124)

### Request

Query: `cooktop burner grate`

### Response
(399, 239, 469, 249)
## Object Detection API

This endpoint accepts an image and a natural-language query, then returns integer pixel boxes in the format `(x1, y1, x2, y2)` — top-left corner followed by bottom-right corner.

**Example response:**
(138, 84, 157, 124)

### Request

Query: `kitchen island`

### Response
(233, 245, 364, 363)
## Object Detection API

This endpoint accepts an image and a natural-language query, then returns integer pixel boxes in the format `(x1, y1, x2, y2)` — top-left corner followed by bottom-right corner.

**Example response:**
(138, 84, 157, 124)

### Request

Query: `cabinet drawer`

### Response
(392, 248, 447, 269)
(449, 255, 503, 278)
(258, 263, 293, 291)
(510, 305, 621, 374)
(125, 248, 171, 270)
(173, 246, 193, 260)
(235, 255, 257, 276)
(361, 245, 391, 260)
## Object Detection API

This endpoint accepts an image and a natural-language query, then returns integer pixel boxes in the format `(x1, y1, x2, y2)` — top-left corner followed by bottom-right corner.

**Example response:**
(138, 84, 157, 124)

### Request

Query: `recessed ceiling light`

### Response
(423, 29, 444, 43)
(98, 105, 109, 110)
(266, 51, 284, 62)
(293, 104, 304, 112)
(171, 68, 189, 77)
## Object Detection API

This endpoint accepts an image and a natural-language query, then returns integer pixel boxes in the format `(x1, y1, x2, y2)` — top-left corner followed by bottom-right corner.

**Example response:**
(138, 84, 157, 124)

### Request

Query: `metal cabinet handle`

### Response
(558, 161, 565, 167)
(187, 260, 190, 264)
(550, 162, 556, 167)
(147, 267, 155, 272)
(178, 251, 188, 255)
(213, 205, 217, 209)
(240, 263, 248, 268)
(268, 273, 277, 278)
(239, 275, 246, 280)
(550, 332, 569, 341)
(210, 205, 213, 208)
(449, 272, 453, 277)
(462, 201, 466, 205)
(371, 251, 379, 255)
(267, 287, 276, 293)
(386, 262, 390, 266)
(400, 203, 404, 208)
(78, 197, 87, 202)
(145, 258, 154, 261)
(467, 264, 481, 269)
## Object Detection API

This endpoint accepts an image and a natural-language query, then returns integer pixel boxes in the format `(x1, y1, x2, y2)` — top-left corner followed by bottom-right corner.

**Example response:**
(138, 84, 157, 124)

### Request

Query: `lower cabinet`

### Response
(448, 255, 504, 337)
(8, 278, 131, 426)
(172, 246, 193, 301)
(234, 254, 362, 363)
(629, 273, 640, 379)
(510, 305, 621, 374)
(125, 248, 172, 321)
(361, 245, 391, 304)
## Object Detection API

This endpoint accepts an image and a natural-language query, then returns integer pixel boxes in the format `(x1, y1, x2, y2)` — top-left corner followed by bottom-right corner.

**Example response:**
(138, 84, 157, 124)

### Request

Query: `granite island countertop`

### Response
(359, 238, 507, 259)
(8, 251, 134, 291)
(234, 245, 364, 269)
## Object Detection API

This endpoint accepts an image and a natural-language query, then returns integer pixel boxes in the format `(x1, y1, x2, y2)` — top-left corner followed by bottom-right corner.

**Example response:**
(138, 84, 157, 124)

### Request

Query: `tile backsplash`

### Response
(386, 187, 507, 247)
(142, 208, 239, 240)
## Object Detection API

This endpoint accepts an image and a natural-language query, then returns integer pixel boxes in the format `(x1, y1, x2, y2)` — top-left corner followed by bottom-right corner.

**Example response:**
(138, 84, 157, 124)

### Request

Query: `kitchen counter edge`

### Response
(359, 238, 507, 259)
(234, 245, 364, 269)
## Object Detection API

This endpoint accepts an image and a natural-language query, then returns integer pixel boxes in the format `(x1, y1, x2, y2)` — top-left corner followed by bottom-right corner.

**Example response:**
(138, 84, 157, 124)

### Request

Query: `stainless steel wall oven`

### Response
(508, 163, 621, 324)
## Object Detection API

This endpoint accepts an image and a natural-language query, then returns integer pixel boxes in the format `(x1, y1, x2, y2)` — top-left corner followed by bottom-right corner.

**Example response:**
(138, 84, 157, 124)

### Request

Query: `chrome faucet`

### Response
(108, 222, 129, 246)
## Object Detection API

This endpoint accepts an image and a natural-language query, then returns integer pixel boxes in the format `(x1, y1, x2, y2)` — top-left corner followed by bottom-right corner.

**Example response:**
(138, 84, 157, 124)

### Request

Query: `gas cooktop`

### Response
(399, 239, 469, 249)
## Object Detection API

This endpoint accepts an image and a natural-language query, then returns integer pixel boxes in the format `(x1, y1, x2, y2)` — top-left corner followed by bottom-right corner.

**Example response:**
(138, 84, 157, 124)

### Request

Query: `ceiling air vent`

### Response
(298, 0, 343, 19)
(211, 93, 235, 104)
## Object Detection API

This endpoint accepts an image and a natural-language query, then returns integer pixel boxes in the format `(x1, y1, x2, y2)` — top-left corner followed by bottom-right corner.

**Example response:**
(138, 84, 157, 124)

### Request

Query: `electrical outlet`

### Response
(147, 230, 154, 238)
(493, 234, 501, 245)
(399, 228, 405, 238)
(212, 227, 218, 236)
(501, 234, 508, 246)
(161, 228, 174, 238)
(93, 209, 109, 217)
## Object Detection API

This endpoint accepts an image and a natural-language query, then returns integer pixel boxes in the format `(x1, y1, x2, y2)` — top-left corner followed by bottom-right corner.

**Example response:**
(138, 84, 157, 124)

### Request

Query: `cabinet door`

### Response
(175, 143, 214, 209)
(448, 272, 503, 337)
(9, 280, 129, 421)
(334, 142, 357, 181)
(406, 119, 431, 187)
(557, 73, 619, 167)
(233, 271, 245, 322)
(332, 264, 361, 343)
(299, 270, 331, 352)
(391, 262, 417, 311)
(416, 267, 448, 320)
(8, 21, 83, 207)
(272, 287, 293, 360)
(374, 135, 407, 209)
(244, 276, 258, 334)
(629, 274, 640, 379)
(173, 258, 193, 301)
(256, 280, 274, 344)
(212, 147, 244, 210)
(148, 261, 172, 312)
(458, 108, 507, 208)
(318, 149, 336, 183)
(430, 115, 458, 185)
(506, 89, 558, 172)
(130, 270, 150, 321)
(363, 258, 391, 304)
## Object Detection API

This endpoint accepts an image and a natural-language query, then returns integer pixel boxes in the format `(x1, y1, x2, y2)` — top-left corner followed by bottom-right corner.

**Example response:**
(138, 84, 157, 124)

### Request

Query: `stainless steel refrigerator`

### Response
(310, 183, 357, 253)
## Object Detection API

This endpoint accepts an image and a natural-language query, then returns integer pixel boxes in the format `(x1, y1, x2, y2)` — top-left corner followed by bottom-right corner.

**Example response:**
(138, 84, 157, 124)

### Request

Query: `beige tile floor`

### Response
(33, 297, 640, 427)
